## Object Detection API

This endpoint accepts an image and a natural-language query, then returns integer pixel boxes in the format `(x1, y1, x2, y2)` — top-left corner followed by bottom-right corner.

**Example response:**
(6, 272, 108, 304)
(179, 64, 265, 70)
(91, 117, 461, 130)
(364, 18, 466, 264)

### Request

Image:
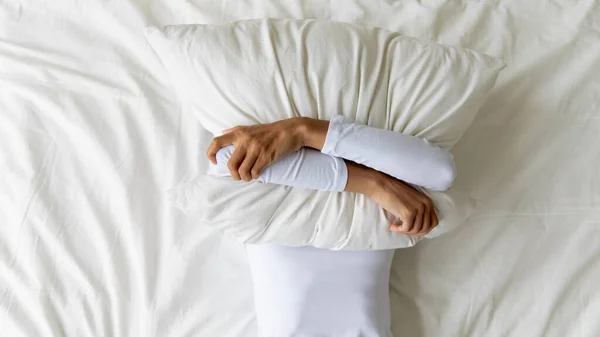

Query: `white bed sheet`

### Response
(1, 1, 599, 336)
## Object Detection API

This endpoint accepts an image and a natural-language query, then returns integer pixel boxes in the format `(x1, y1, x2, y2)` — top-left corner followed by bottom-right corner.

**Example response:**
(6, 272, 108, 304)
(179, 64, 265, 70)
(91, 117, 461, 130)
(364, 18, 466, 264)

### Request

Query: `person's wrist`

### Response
(288, 117, 307, 149)
(345, 161, 385, 197)
(295, 117, 328, 150)
(365, 170, 386, 197)
(292, 117, 309, 146)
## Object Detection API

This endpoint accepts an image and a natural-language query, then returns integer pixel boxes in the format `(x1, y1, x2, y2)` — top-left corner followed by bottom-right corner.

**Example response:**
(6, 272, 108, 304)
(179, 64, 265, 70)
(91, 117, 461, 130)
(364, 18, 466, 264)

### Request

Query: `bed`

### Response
(1, 1, 599, 336)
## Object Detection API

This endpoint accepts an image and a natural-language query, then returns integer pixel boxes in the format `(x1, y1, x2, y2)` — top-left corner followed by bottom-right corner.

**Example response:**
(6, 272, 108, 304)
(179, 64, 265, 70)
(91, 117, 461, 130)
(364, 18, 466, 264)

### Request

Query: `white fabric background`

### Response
(1, 1, 599, 336)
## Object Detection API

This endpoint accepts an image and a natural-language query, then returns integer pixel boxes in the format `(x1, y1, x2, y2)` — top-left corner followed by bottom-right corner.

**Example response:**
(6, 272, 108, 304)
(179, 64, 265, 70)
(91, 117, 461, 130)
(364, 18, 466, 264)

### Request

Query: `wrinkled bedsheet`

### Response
(1, 1, 599, 336)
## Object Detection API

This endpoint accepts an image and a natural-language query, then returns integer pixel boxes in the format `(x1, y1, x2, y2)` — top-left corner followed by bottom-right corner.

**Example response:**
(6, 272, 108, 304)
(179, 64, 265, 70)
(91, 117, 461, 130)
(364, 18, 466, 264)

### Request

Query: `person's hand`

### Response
(369, 173, 438, 236)
(206, 118, 320, 181)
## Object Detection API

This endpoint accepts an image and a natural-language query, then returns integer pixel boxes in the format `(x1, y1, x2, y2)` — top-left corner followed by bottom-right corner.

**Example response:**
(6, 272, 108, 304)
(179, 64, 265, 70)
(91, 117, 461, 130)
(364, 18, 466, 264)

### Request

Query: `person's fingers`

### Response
(390, 222, 407, 233)
(206, 140, 221, 165)
(238, 151, 259, 182)
(206, 133, 235, 164)
(408, 205, 424, 235)
(420, 204, 432, 235)
(415, 202, 438, 237)
(227, 148, 246, 180)
(406, 212, 431, 237)
(387, 216, 401, 233)
(400, 208, 416, 233)
(431, 207, 439, 229)
(251, 155, 269, 179)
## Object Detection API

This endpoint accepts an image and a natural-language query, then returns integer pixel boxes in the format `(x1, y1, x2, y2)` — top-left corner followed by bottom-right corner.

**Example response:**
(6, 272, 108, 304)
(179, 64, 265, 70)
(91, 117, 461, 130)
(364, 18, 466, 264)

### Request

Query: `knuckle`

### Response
(255, 142, 267, 152)
(400, 205, 410, 214)
(249, 142, 262, 152)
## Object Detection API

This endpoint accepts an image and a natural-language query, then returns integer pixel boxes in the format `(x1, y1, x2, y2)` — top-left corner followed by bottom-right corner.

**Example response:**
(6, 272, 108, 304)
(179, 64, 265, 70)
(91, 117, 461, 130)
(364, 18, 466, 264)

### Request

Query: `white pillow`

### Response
(146, 19, 505, 250)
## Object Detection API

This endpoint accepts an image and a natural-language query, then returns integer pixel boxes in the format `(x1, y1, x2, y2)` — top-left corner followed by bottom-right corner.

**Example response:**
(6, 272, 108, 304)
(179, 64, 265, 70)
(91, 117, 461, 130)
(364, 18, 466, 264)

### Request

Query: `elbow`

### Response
(432, 155, 456, 192)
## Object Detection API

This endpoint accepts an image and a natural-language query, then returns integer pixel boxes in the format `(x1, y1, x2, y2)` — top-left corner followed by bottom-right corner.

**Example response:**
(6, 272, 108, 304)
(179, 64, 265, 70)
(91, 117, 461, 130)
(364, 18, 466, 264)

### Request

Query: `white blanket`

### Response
(1, 1, 599, 336)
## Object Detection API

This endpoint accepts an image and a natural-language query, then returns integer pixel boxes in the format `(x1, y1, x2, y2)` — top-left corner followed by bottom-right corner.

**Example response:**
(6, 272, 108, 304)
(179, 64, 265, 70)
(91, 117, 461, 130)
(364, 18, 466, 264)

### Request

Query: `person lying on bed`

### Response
(205, 115, 456, 336)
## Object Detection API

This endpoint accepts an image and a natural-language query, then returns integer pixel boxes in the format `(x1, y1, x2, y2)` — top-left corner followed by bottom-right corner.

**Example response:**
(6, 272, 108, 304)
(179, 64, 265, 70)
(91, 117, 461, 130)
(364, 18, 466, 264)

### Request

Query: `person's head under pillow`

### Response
(206, 115, 455, 336)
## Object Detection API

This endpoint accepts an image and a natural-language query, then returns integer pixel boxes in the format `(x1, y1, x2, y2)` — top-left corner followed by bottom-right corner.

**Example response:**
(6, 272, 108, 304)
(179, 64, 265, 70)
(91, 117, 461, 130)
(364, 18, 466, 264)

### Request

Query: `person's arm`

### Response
(209, 145, 349, 192)
(207, 116, 455, 191)
(209, 145, 437, 235)
(300, 115, 456, 191)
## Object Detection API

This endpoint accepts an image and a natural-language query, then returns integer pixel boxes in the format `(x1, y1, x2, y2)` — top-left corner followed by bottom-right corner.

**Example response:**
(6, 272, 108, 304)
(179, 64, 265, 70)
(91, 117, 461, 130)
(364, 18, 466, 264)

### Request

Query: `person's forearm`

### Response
(343, 161, 381, 196)
(209, 146, 383, 196)
(298, 115, 456, 191)
(208, 115, 456, 193)
(209, 145, 348, 192)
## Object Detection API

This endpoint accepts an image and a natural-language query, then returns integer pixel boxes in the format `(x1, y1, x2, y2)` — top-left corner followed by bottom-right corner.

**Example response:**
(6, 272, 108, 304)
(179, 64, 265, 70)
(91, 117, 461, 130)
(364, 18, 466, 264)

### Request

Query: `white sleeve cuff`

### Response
(321, 114, 346, 156)
(331, 156, 349, 192)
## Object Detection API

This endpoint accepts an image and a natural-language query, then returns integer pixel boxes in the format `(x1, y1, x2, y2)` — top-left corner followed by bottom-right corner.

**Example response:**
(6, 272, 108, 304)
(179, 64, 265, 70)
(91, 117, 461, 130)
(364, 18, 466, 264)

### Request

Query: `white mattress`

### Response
(1, 1, 599, 336)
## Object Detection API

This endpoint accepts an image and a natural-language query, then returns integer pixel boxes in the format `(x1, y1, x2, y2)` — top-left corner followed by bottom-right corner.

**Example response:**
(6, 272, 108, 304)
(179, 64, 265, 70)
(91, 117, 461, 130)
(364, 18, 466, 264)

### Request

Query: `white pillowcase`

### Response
(146, 19, 505, 250)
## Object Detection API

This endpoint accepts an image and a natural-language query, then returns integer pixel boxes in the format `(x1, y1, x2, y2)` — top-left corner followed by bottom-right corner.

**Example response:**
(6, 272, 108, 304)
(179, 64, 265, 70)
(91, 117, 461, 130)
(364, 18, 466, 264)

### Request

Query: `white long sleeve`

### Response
(208, 146, 349, 192)
(322, 115, 456, 191)
(208, 115, 456, 192)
